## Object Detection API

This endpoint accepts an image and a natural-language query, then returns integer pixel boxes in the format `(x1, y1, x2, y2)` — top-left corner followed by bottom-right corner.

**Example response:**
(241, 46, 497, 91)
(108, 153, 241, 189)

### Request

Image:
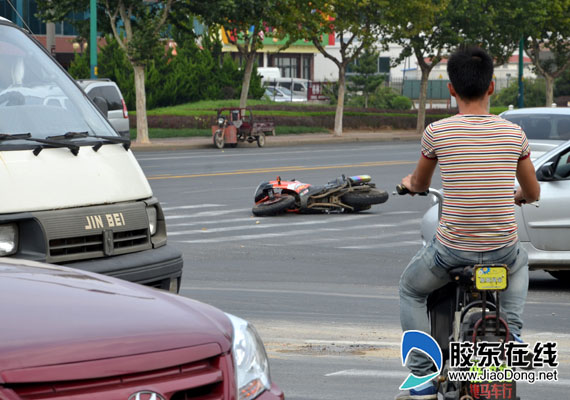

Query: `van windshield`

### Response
(0, 24, 117, 147)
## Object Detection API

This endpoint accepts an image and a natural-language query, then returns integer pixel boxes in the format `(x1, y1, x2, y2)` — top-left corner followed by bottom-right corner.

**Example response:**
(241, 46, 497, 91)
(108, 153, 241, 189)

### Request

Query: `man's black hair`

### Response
(447, 47, 494, 101)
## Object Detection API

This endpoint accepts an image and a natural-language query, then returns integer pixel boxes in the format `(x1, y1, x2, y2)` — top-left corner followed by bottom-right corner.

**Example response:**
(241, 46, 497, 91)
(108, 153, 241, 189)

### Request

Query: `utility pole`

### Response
(90, 0, 97, 79)
(517, 36, 524, 108)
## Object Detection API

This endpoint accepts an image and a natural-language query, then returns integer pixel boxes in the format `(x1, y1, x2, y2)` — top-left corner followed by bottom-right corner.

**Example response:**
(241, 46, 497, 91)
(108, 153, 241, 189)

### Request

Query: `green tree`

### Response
(172, 0, 291, 109)
(68, 50, 90, 79)
(386, 0, 525, 133)
(37, 0, 174, 144)
(555, 68, 570, 97)
(290, 0, 387, 136)
(522, 0, 570, 106)
(347, 48, 386, 108)
(491, 79, 546, 108)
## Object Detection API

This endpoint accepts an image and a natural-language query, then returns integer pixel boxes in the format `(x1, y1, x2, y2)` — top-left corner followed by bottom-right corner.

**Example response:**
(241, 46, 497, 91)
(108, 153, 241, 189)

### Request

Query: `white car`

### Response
(499, 107, 570, 160)
(420, 138, 570, 281)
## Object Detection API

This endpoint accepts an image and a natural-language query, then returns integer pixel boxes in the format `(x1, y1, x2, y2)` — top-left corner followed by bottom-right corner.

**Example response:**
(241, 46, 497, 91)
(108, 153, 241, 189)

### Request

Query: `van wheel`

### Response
(213, 130, 224, 149)
(257, 132, 266, 148)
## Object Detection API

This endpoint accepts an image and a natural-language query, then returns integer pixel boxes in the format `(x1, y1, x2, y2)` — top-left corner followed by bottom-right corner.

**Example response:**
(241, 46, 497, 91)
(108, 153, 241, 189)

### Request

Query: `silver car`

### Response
(420, 138, 570, 280)
(77, 79, 130, 139)
(499, 107, 570, 159)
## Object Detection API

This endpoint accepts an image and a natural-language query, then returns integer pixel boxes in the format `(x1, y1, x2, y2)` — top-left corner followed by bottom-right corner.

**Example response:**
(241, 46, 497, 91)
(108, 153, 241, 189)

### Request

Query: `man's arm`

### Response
(401, 156, 438, 193)
(514, 156, 540, 206)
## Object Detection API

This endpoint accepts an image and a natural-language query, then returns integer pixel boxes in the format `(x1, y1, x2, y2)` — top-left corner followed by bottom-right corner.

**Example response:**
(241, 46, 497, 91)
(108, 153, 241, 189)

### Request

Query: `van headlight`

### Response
(146, 206, 157, 236)
(226, 313, 271, 400)
(0, 224, 18, 256)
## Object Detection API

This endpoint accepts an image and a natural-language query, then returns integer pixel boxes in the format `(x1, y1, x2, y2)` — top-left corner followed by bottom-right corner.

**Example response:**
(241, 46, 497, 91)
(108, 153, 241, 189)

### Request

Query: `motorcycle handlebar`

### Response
(395, 184, 429, 196)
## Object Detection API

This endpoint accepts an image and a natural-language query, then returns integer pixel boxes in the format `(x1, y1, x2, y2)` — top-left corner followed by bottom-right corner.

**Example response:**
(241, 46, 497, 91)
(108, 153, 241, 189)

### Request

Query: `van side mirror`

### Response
(537, 161, 555, 181)
(92, 96, 109, 116)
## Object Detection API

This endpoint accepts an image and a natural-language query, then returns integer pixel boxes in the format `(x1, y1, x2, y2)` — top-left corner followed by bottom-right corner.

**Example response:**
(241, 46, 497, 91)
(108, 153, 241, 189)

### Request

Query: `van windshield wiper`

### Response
(0, 132, 80, 156)
(0, 133, 32, 141)
(46, 131, 130, 151)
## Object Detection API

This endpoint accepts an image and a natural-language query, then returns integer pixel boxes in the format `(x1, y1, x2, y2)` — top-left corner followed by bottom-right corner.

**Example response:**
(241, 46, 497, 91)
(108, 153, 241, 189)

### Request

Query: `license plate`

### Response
(467, 381, 516, 400)
(475, 265, 508, 291)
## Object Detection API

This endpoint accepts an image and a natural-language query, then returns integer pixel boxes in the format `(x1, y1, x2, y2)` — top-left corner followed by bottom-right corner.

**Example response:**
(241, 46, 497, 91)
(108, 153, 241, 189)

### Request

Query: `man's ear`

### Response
(447, 82, 457, 97)
(487, 81, 495, 96)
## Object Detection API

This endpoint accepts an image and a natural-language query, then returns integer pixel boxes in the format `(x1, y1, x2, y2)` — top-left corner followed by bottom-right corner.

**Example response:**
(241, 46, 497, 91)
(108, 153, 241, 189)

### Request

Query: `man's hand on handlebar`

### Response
(514, 188, 540, 207)
(400, 174, 414, 195)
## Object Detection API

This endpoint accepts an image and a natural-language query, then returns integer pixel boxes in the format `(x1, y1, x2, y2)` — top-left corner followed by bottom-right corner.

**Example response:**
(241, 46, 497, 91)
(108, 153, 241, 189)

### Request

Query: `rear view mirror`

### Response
(537, 161, 555, 181)
(92, 96, 109, 116)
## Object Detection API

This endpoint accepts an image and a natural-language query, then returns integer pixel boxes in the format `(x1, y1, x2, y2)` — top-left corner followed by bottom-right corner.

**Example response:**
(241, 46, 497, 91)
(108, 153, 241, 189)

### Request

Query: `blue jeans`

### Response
(399, 238, 529, 376)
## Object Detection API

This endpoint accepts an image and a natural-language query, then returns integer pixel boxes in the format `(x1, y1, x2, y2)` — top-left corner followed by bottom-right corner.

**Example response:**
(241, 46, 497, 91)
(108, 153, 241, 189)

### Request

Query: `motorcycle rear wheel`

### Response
(341, 189, 389, 208)
(252, 194, 295, 216)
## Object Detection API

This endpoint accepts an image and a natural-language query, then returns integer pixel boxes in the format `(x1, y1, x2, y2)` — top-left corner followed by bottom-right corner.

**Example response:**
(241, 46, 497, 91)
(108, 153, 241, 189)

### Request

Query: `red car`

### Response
(0, 258, 283, 400)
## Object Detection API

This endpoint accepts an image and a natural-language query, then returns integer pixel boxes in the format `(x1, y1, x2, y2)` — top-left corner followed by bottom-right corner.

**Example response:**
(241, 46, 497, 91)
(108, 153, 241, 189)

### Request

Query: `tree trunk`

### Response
(416, 67, 430, 135)
(545, 74, 554, 107)
(133, 64, 149, 144)
(334, 65, 346, 137)
(239, 51, 256, 109)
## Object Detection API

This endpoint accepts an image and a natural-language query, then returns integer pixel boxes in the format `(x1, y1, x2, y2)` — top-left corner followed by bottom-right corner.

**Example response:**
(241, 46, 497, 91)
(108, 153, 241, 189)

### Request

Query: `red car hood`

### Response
(0, 259, 233, 378)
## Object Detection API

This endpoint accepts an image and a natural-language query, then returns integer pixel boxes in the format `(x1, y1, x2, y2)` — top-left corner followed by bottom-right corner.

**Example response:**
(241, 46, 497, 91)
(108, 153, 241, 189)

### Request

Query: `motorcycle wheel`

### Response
(341, 189, 389, 208)
(213, 130, 224, 149)
(252, 194, 295, 216)
(257, 132, 266, 148)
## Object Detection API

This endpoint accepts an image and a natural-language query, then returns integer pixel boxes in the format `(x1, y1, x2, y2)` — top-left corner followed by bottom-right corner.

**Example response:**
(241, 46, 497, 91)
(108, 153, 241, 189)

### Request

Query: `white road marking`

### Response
(339, 239, 422, 249)
(169, 215, 370, 236)
(174, 219, 422, 243)
(167, 216, 257, 228)
(180, 286, 399, 300)
(165, 208, 251, 220)
(162, 204, 225, 211)
(325, 369, 406, 378)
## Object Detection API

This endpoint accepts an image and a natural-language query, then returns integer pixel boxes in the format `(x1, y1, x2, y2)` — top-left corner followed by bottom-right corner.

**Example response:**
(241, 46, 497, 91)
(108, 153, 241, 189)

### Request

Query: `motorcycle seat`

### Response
(448, 266, 474, 284)
(307, 185, 325, 196)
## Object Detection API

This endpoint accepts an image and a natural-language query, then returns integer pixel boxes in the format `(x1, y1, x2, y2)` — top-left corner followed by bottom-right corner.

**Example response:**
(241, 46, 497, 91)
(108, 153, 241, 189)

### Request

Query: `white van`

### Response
(0, 18, 182, 292)
(258, 67, 281, 81)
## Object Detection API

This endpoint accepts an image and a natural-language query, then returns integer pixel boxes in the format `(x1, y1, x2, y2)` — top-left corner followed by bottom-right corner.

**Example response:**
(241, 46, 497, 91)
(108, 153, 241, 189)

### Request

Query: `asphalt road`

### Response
(135, 142, 570, 400)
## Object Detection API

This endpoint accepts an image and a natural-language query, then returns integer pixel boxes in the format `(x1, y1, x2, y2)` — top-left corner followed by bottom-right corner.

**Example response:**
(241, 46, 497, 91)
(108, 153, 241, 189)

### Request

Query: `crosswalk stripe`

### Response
(162, 204, 225, 211)
(167, 216, 257, 228)
(168, 215, 370, 236)
(165, 208, 251, 220)
(174, 219, 422, 244)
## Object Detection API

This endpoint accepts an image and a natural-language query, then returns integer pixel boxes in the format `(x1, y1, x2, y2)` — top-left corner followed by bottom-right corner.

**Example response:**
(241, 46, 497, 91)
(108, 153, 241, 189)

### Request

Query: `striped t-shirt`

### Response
(421, 114, 530, 251)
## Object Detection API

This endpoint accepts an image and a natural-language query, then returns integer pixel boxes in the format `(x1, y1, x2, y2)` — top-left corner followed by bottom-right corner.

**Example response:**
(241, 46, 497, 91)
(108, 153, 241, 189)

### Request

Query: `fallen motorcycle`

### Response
(252, 174, 389, 216)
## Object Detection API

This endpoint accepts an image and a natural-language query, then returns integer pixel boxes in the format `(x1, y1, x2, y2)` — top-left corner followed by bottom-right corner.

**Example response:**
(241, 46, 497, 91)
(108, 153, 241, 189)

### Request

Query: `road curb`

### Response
(130, 131, 422, 152)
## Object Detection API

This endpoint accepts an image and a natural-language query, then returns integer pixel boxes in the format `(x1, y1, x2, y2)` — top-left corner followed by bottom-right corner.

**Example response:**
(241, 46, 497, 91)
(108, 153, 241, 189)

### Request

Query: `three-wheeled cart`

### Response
(212, 108, 275, 149)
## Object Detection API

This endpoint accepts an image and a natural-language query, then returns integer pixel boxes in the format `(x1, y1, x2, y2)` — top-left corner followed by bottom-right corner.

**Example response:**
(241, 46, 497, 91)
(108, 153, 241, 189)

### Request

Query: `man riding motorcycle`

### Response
(395, 47, 541, 400)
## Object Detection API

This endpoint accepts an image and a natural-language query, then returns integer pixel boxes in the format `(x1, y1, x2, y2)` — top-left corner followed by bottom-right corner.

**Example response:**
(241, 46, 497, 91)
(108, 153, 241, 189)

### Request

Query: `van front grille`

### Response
(49, 228, 149, 260)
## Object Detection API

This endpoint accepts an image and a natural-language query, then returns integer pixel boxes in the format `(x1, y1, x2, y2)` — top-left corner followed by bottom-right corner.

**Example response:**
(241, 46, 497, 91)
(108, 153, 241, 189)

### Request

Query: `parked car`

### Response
(264, 86, 305, 103)
(0, 257, 284, 400)
(264, 78, 309, 99)
(420, 138, 570, 281)
(500, 107, 570, 160)
(77, 78, 130, 139)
